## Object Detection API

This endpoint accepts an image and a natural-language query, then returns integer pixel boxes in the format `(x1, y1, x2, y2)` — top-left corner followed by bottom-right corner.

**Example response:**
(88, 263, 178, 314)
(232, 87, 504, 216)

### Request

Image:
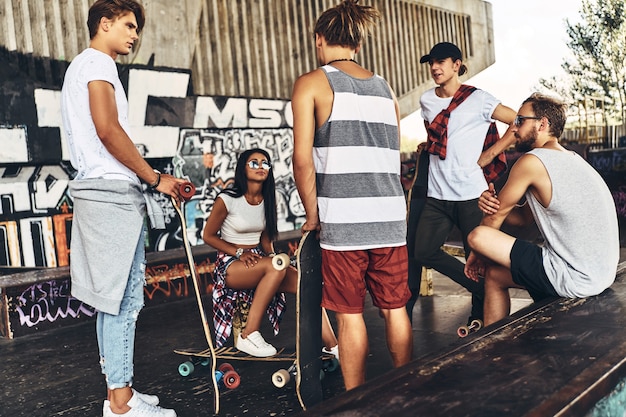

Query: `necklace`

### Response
(326, 58, 358, 66)
(245, 194, 263, 205)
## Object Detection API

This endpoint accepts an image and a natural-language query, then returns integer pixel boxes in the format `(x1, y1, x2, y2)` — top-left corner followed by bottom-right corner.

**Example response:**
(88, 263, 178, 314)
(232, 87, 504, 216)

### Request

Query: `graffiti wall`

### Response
(587, 148, 626, 245)
(0, 47, 302, 269)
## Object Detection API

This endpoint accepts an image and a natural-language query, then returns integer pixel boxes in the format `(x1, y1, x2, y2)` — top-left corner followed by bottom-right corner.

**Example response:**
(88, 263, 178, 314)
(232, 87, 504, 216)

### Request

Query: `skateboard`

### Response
(272, 230, 336, 410)
(174, 345, 296, 391)
(172, 186, 335, 413)
(170, 182, 222, 412)
(457, 319, 483, 338)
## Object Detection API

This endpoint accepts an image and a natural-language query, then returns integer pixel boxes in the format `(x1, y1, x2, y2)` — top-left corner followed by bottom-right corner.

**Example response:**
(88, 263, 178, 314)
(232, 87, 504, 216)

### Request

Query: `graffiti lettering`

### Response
(144, 261, 215, 300)
(16, 280, 96, 327)
(0, 166, 37, 213)
(588, 149, 626, 176)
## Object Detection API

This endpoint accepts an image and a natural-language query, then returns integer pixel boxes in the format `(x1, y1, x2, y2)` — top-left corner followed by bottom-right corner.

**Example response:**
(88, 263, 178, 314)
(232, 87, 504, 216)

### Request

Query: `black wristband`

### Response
(149, 169, 161, 189)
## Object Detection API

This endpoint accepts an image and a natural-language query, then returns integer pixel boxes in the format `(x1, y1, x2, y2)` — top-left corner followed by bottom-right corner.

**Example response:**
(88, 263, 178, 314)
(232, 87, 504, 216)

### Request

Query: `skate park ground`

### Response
(1, 249, 625, 417)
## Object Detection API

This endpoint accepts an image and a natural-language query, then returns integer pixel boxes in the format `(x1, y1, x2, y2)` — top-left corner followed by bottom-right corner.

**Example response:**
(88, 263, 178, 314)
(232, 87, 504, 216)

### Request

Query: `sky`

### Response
(401, 0, 584, 143)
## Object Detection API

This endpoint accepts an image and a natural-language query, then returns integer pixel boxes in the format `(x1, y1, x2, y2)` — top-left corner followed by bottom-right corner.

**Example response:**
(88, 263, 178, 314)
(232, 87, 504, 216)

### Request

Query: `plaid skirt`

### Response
(212, 248, 286, 348)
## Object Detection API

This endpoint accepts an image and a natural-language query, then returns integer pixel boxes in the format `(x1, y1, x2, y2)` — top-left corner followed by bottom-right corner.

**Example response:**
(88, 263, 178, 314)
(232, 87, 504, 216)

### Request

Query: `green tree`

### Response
(540, 0, 626, 123)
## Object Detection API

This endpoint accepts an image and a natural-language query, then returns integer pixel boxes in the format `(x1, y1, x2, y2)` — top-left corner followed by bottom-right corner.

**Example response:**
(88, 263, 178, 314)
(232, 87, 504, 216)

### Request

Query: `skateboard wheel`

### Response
(178, 361, 195, 377)
(222, 370, 240, 389)
(200, 358, 210, 366)
(470, 319, 483, 330)
(272, 369, 291, 388)
(457, 326, 470, 338)
(218, 363, 235, 373)
(271, 253, 290, 271)
(323, 358, 339, 373)
(179, 182, 196, 201)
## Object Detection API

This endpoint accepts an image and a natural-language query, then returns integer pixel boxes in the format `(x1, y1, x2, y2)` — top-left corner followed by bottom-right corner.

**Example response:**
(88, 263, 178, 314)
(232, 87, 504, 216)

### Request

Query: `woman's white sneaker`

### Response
(236, 330, 277, 357)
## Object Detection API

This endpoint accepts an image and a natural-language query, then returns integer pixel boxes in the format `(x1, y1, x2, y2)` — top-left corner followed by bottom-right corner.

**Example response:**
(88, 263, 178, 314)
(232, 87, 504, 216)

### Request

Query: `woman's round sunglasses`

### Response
(247, 159, 271, 170)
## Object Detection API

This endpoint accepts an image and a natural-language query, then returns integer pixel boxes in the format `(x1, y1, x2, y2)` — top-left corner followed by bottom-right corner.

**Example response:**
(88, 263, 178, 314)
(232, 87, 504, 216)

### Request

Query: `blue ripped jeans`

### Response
(96, 226, 146, 389)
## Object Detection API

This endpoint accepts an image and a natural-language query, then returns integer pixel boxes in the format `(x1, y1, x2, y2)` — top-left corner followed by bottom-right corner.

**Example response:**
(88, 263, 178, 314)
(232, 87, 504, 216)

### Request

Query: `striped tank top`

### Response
(314, 65, 407, 250)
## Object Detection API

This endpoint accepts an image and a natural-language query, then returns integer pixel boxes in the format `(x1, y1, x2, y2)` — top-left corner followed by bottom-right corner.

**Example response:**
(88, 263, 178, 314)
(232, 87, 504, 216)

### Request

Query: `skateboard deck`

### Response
(175, 346, 296, 362)
(294, 230, 324, 410)
(171, 183, 222, 413)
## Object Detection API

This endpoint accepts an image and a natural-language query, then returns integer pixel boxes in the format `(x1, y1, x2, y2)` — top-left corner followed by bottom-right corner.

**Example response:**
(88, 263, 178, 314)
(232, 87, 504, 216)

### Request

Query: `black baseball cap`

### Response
(419, 42, 462, 64)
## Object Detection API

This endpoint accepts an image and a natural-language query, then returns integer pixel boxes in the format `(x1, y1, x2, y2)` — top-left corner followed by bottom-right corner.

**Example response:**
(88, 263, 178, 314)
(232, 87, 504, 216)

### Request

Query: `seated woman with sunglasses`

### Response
(203, 148, 339, 358)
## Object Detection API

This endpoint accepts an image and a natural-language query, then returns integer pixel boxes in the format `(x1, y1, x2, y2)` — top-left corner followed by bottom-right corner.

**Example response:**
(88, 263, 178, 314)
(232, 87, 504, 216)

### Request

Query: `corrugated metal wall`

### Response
(189, 0, 473, 100)
(0, 0, 486, 113)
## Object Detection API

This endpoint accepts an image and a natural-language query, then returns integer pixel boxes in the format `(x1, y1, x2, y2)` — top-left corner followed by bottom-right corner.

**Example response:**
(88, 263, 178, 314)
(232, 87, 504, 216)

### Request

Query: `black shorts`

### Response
(510, 239, 558, 302)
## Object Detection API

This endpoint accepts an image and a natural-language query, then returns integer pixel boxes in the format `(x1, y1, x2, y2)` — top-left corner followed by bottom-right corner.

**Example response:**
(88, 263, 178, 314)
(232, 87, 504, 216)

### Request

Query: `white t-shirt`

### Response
(61, 48, 139, 183)
(218, 193, 265, 245)
(420, 87, 500, 200)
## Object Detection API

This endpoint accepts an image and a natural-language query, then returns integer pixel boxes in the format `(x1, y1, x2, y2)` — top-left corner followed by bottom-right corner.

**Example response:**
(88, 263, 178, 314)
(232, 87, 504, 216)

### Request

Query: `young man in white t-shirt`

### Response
(409, 42, 517, 325)
(61, 1, 184, 416)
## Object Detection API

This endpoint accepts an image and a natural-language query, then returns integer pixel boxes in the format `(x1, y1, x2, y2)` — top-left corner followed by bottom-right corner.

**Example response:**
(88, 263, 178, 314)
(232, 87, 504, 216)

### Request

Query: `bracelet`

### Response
(235, 248, 244, 259)
(149, 169, 161, 189)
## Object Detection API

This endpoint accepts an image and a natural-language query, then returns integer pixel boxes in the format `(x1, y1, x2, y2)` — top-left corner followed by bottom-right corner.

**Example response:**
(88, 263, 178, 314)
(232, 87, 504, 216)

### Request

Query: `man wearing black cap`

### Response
(407, 41, 517, 327)
(419, 41, 463, 65)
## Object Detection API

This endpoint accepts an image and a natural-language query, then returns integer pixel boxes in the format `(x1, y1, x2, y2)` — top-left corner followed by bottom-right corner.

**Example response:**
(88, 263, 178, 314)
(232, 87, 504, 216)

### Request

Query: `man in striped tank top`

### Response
(292, 0, 413, 391)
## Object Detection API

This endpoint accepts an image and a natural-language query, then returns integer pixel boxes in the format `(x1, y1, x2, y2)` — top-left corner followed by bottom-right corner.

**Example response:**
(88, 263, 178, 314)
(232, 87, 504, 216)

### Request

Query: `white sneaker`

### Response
(103, 391, 176, 417)
(236, 331, 277, 357)
(322, 345, 340, 363)
(103, 389, 159, 414)
(133, 389, 159, 406)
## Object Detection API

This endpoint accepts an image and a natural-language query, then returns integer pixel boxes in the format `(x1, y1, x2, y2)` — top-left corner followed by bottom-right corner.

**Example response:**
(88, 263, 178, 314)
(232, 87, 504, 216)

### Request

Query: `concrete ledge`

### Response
(300, 263, 626, 417)
(0, 230, 301, 339)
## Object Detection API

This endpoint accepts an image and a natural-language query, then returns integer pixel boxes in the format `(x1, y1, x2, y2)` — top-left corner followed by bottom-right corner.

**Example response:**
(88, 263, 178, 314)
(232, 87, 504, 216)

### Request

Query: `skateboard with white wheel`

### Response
(293, 231, 332, 410)
(170, 181, 222, 413)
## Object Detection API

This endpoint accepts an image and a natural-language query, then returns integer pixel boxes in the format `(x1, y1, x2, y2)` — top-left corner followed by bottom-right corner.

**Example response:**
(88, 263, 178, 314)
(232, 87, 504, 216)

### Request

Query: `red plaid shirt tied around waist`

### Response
(426, 84, 507, 183)
(212, 248, 285, 348)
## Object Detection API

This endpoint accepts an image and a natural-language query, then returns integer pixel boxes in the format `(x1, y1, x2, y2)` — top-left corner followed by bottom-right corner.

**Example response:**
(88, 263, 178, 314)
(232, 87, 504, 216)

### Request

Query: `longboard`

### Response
(294, 230, 325, 409)
(171, 182, 222, 413)
(175, 346, 296, 362)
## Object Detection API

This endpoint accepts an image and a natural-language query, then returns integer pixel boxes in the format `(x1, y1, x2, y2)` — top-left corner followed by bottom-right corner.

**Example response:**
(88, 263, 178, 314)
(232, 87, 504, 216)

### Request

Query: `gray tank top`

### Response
(526, 148, 619, 297)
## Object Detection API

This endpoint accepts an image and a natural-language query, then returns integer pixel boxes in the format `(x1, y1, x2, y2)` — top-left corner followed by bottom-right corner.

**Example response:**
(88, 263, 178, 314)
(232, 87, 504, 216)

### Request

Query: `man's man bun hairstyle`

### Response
(314, 0, 381, 49)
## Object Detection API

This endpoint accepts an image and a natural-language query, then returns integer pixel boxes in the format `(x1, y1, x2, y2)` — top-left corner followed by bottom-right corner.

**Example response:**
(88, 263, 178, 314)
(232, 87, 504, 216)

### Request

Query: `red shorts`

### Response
(321, 246, 410, 314)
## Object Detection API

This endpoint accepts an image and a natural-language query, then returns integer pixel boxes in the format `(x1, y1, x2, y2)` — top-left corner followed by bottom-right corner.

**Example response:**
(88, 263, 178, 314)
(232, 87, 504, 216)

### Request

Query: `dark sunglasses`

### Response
(514, 115, 542, 127)
(247, 159, 271, 170)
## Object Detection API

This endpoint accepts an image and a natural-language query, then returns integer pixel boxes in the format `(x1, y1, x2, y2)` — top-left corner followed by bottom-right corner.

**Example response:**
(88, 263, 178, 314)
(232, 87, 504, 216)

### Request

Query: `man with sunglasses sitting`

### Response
(464, 93, 619, 326)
